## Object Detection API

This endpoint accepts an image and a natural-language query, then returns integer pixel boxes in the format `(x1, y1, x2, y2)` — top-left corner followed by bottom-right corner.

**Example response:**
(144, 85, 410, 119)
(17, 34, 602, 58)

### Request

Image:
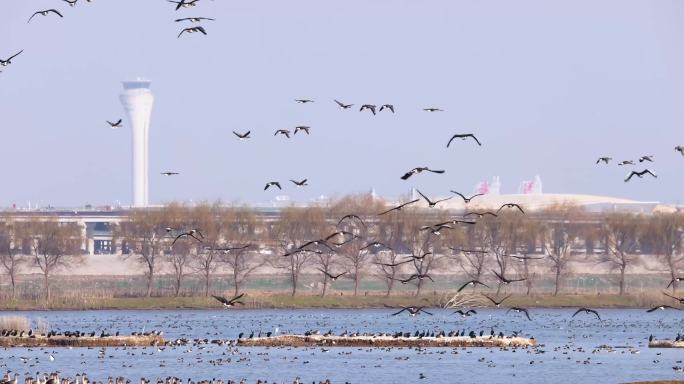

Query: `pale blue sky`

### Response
(1, 0, 683, 207)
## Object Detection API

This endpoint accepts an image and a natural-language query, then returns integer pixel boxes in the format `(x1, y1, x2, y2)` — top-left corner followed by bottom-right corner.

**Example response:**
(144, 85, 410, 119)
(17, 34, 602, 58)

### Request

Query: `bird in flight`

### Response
(161, 171, 179, 176)
(464, 211, 498, 219)
(666, 277, 684, 288)
(662, 292, 684, 304)
(169, 0, 199, 10)
(290, 179, 308, 187)
(378, 199, 420, 215)
(508, 254, 545, 261)
(389, 306, 433, 317)
(447, 134, 482, 147)
(420, 224, 452, 236)
(106, 119, 122, 129)
(318, 269, 347, 281)
(206, 244, 252, 254)
(295, 99, 314, 104)
(451, 191, 484, 204)
(274, 129, 291, 138)
(492, 270, 526, 285)
(482, 294, 512, 308)
(416, 189, 452, 208)
(337, 214, 366, 228)
(360, 241, 392, 251)
(400, 167, 445, 180)
(398, 274, 434, 284)
(379, 104, 395, 113)
(624, 169, 657, 182)
(334, 100, 353, 109)
(638, 155, 654, 163)
(457, 280, 490, 292)
(423, 107, 443, 112)
(497, 203, 525, 214)
(264, 181, 281, 191)
(596, 157, 612, 164)
(572, 308, 601, 320)
(178, 26, 207, 38)
(28, 9, 63, 23)
(646, 305, 680, 313)
(172, 229, 204, 245)
(293, 126, 310, 135)
(454, 309, 477, 317)
(63, 0, 78, 6)
(434, 219, 476, 227)
(507, 307, 532, 321)
(360, 104, 377, 115)
(375, 259, 412, 268)
(212, 293, 245, 308)
(675, 146, 684, 156)
(618, 160, 634, 166)
(175, 17, 215, 23)
(0, 50, 23, 66)
(233, 131, 251, 140)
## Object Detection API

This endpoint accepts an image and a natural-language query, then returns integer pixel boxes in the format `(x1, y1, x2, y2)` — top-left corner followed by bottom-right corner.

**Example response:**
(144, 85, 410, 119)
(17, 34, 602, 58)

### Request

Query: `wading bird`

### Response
(447, 134, 481, 147)
(28, 9, 63, 23)
(212, 293, 245, 308)
(400, 167, 445, 180)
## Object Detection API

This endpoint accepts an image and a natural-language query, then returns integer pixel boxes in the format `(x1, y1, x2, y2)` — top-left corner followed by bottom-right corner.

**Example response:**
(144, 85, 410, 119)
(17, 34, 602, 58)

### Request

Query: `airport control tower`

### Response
(120, 79, 154, 207)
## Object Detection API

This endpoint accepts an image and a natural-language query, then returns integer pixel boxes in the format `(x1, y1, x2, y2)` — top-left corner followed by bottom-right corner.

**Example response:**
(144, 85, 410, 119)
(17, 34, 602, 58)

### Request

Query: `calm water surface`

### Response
(0, 309, 682, 383)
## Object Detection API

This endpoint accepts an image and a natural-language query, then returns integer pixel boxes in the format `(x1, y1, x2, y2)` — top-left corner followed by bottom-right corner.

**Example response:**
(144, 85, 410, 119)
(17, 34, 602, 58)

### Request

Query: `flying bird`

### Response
(624, 169, 657, 182)
(337, 214, 366, 228)
(293, 126, 310, 135)
(638, 155, 654, 163)
(274, 129, 291, 138)
(212, 293, 245, 308)
(492, 270, 526, 285)
(675, 146, 684, 156)
(360, 104, 377, 115)
(63, 0, 78, 6)
(295, 99, 314, 104)
(416, 189, 452, 208)
(596, 157, 612, 164)
(398, 274, 434, 284)
(28, 9, 63, 23)
(0, 50, 23, 66)
(572, 308, 601, 320)
(457, 280, 490, 292)
(667, 277, 684, 288)
(264, 182, 281, 190)
(360, 241, 392, 251)
(507, 307, 532, 321)
(400, 167, 445, 180)
(233, 131, 251, 140)
(464, 211, 498, 219)
(646, 305, 680, 313)
(290, 179, 308, 187)
(451, 191, 484, 204)
(497, 203, 525, 214)
(178, 26, 207, 38)
(447, 134, 482, 147)
(334, 100, 353, 109)
(318, 269, 347, 281)
(375, 259, 412, 268)
(160, 171, 179, 176)
(379, 104, 395, 113)
(618, 160, 634, 166)
(106, 119, 122, 128)
(482, 294, 512, 308)
(662, 292, 684, 304)
(389, 306, 433, 317)
(454, 309, 477, 317)
(378, 199, 420, 215)
(423, 107, 443, 112)
(172, 229, 204, 245)
(169, 0, 199, 10)
(175, 17, 215, 23)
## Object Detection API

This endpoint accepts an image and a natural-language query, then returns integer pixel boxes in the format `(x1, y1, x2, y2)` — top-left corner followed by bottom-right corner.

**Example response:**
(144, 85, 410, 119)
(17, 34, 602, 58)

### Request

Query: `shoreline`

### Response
(0, 293, 671, 311)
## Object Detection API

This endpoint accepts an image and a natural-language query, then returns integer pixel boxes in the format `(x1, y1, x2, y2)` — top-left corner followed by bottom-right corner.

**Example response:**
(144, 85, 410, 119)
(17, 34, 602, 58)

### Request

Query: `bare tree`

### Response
(191, 203, 225, 296)
(167, 239, 191, 297)
(481, 212, 523, 295)
(600, 213, 641, 295)
(541, 205, 583, 295)
(313, 250, 338, 297)
(0, 218, 24, 299)
(456, 225, 489, 283)
(645, 213, 684, 293)
(221, 207, 265, 296)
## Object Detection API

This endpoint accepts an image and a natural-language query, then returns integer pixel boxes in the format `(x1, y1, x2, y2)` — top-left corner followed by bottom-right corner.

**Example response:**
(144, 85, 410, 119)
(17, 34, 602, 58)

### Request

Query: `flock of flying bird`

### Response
(597, 148, 683, 182)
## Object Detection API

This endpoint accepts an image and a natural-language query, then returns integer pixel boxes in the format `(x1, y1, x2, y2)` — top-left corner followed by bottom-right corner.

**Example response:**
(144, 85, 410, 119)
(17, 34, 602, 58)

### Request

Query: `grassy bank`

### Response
(0, 292, 669, 311)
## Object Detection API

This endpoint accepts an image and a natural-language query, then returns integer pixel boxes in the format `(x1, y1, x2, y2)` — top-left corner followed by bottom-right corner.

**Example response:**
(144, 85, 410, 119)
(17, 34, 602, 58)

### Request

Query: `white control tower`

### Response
(120, 79, 154, 207)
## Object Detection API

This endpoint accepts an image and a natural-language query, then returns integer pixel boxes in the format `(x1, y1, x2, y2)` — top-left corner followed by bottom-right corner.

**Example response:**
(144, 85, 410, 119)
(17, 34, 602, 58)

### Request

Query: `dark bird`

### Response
(624, 169, 657, 182)
(451, 191, 484, 204)
(379, 104, 394, 113)
(638, 155, 654, 163)
(497, 203, 525, 214)
(295, 99, 314, 104)
(507, 307, 532, 320)
(398, 274, 434, 284)
(318, 269, 347, 281)
(492, 270, 526, 285)
(375, 259, 412, 268)
(434, 219, 476, 227)
(457, 280, 490, 292)
(293, 126, 310, 135)
(618, 160, 634, 166)
(0, 50, 23, 66)
(298, 239, 336, 253)
(360, 104, 377, 115)
(453, 309, 477, 317)
(423, 107, 443, 112)
(379, 199, 420, 215)
(447, 134, 481, 147)
(290, 179, 308, 187)
(662, 292, 684, 304)
(178, 26, 207, 38)
(28, 9, 63, 23)
(400, 167, 445, 180)
(169, 0, 199, 10)
(172, 229, 204, 245)
(509, 254, 545, 261)
(407, 251, 432, 261)
(160, 171, 179, 176)
(334, 99, 353, 109)
(264, 181, 281, 191)
(106, 119, 122, 128)
(207, 244, 252, 254)
(63, 0, 78, 6)
(572, 308, 601, 320)
(212, 293, 245, 308)
(175, 17, 215, 23)
(464, 211, 498, 218)
(360, 241, 392, 251)
(667, 277, 684, 288)
(596, 157, 612, 164)
(274, 129, 291, 138)
(416, 189, 452, 208)
(337, 214, 366, 228)
(420, 224, 452, 236)
(389, 306, 433, 317)
(482, 294, 512, 308)
(646, 305, 680, 313)
(675, 146, 684, 156)
(233, 130, 251, 140)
